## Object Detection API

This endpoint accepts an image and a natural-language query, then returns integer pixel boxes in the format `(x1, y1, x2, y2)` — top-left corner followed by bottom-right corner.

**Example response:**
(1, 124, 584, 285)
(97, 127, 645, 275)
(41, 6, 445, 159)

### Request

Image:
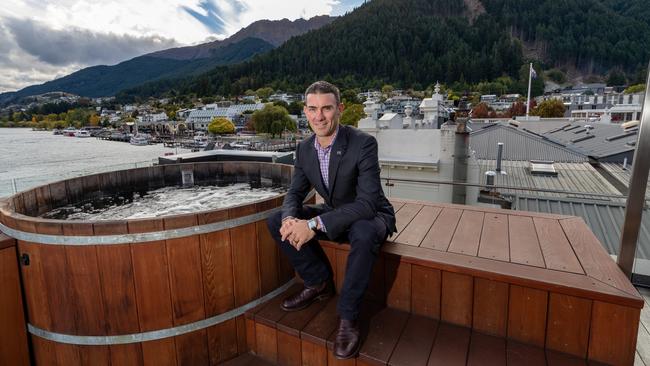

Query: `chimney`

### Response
(496, 142, 505, 173)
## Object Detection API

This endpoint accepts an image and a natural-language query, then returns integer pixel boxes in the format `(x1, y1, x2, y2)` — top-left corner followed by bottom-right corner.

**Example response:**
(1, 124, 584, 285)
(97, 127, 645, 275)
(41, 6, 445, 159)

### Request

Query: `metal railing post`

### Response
(617, 61, 650, 278)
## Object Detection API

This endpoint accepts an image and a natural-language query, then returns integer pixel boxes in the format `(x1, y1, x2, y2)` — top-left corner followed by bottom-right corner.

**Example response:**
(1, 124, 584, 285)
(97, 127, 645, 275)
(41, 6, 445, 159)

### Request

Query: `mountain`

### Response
(0, 16, 335, 105)
(116, 0, 650, 101)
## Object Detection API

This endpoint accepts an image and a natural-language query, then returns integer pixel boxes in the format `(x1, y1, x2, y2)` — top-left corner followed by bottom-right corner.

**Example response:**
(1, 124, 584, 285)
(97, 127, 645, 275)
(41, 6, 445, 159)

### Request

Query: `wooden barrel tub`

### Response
(0, 162, 299, 365)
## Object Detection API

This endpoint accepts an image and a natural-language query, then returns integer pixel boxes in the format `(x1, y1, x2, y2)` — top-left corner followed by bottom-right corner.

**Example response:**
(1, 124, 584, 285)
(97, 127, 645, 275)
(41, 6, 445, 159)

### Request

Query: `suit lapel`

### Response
(327, 125, 348, 197)
(305, 135, 329, 200)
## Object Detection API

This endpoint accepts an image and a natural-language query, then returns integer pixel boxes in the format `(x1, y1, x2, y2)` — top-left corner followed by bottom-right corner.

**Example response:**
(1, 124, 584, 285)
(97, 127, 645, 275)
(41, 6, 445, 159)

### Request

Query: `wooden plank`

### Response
(254, 284, 303, 328)
(392, 203, 423, 238)
(507, 285, 548, 347)
(77, 346, 110, 366)
(31, 337, 56, 366)
(420, 207, 462, 251)
(385, 259, 411, 312)
(256, 323, 278, 364)
(200, 228, 238, 362)
(534, 217, 584, 274)
(220, 353, 275, 365)
(389, 199, 405, 213)
(561, 217, 640, 297)
(393, 205, 441, 246)
(236, 315, 248, 354)
(301, 297, 339, 346)
(277, 330, 302, 366)
(358, 307, 409, 365)
(427, 323, 470, 366)
(231, 223, 261, 306)
(588, 301, 640, 366)
(388, 315, 438, 366)
(328, 352, 357, 365)
(381, 243, 642, 308)
(441, 271, 473, 327)
(109, 344, 143, 366)
(174, 331, 209, 366)
(472, 278, 508, 337)
(257, 221, 280, 295)
(301, 339, 327, 366)
(410, 265, 441, 319)
(166, 236, 206, 324)
(506, 341, 546, 366)
(0, 247, 30, 366)
(141, 339, 176, 366)
(448, 210, 484, 256)
(94, 225, 140, 335)
(478, 213, 509, 262)
(466, 332, 506, 366)
(40, 244, 77, 333)
(508, 215, 545, 268)
(16, 241, 52, 329)
(54, 343, 81, 365)
(246, 317, 257, 354)
(63, 219, 105, 335)
(207, 319, 239, 364)
(277, 299, 328, 337)
(546, 293, 592, 358)
(545, 350, 588, 366)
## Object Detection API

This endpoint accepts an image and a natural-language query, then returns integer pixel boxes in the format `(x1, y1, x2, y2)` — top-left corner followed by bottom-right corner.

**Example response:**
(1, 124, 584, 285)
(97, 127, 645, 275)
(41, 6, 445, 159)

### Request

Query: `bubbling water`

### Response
(42, 183, 286, 220)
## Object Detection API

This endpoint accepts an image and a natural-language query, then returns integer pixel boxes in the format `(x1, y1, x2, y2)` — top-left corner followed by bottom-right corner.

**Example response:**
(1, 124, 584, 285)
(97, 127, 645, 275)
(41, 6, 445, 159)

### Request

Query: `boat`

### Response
(52, 129, 63, 135)
(193, 133, 209, 148)
(130, 134, 151, 146)
(74, 130, 92, 138)
(62, 127, 77, 137)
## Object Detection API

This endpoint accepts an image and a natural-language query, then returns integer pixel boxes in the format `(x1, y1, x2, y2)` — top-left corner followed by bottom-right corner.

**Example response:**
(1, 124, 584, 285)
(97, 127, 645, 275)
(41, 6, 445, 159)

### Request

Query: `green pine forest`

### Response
(116, 0, 650, 102)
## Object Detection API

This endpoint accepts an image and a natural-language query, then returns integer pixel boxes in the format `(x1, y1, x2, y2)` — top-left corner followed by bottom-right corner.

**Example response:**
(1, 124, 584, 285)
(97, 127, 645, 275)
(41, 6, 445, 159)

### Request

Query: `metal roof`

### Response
(470, 124, 588, 162)
(477, 159, 623, 199)
(514, 195, 650, 260)
(541, 122, 636, 159)
(600, 162, 650, 200)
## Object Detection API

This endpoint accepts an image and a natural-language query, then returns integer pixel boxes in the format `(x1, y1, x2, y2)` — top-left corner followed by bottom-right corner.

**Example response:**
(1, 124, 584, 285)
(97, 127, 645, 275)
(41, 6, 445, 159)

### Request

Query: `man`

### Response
(267, 80, 396, 359)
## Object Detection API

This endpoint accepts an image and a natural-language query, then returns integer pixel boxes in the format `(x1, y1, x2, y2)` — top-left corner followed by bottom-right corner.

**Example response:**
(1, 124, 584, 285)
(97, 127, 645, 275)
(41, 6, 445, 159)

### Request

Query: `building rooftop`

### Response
(470, 124, 587, 162)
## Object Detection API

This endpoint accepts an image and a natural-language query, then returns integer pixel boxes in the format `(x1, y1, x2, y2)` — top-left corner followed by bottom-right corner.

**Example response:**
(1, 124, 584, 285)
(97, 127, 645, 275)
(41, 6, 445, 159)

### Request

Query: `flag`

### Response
(531, 66, 537, 79)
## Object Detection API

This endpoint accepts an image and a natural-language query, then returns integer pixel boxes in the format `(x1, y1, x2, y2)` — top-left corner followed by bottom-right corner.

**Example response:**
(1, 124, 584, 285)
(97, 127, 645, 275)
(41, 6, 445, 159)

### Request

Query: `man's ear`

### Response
(338, 103, 345, 113)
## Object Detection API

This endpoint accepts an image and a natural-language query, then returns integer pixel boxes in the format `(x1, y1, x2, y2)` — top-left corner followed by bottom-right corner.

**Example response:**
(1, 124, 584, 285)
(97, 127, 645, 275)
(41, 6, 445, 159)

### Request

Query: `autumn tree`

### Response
(251, 105, 296, 138)
(208, 117, 235, 135)
(340, 104, 366, 127)
(531, 99, 565, 118)
(89, 114, 101, 126)
(470, 102, 492, 118)
(506, 101, 527, 118)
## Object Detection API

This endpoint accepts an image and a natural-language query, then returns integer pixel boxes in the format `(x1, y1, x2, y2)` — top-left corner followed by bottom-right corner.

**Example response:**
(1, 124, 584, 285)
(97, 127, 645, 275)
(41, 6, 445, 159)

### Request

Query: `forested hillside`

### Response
(116, 0, 650, 101)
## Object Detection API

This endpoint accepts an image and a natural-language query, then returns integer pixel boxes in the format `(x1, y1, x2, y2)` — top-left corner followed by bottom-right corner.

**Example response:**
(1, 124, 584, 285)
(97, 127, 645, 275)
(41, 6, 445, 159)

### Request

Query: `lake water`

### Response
(41, 183, 285, 220)
(0, 128, 189, 197)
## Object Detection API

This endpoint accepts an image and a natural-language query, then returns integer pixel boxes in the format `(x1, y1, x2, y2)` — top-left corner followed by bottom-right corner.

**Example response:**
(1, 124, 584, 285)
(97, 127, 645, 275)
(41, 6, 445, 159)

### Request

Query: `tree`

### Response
(607, 68, 627, 86)
(89, 114, 101, 126)
(506, 101, 527, 118)
(381, 84, 394, 96)
(531, 99, 565, 118)
(251, 104, 296, 138)
(208, 117, 235, 135)
(287, 101, 303, 116)
(340, 104, 366, 127)
(256, 87, 274, 100)
(470, 102, 491, 118)
(624, 84, 645, 94)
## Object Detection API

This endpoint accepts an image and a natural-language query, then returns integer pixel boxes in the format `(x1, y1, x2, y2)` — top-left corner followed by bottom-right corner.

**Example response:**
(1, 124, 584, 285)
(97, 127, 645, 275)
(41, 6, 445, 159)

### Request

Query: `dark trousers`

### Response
(267, 204, 387, 320)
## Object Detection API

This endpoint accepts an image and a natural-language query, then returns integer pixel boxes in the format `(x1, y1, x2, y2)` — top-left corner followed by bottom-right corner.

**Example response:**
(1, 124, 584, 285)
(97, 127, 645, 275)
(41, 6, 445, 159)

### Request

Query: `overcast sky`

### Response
(0, 0, 364, 94)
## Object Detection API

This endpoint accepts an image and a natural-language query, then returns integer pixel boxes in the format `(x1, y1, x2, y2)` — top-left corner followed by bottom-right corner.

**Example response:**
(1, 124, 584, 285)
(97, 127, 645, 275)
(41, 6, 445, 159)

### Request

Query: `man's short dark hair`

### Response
(304, 80, 341, 105)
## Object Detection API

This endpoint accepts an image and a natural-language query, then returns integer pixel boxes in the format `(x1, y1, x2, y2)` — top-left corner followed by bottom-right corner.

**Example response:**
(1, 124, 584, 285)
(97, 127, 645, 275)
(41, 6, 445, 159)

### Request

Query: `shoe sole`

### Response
(280, 292, 333, 312)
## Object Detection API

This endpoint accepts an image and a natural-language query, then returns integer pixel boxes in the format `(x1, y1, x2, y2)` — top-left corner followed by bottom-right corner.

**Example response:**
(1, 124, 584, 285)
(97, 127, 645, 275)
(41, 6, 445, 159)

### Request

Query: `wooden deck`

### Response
(245, 198, 643, 366)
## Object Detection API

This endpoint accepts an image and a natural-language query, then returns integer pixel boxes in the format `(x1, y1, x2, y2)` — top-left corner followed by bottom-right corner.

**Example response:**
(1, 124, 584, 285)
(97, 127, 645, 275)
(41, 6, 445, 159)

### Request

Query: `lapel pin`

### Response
(336, 150, 342, 155)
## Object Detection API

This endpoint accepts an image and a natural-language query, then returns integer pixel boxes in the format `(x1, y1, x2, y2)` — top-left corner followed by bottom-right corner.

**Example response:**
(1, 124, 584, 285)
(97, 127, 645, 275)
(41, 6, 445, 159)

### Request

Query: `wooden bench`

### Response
(245, 199, 642, 366)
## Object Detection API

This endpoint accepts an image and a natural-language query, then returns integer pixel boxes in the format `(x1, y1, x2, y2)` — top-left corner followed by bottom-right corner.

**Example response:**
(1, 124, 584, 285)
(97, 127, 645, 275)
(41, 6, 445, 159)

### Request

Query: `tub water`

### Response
(41, 183, 286, 220)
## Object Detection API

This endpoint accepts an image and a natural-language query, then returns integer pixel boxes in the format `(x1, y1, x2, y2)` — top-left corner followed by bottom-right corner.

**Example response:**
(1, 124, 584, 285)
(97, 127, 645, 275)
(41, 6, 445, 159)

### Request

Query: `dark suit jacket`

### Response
(281, 124, 396, 240)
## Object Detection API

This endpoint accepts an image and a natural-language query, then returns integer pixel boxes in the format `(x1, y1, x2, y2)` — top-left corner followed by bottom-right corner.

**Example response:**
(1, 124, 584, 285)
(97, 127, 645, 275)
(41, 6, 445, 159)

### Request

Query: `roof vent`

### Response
(529, 160, 558, 176)
(571, 134, 595, 143)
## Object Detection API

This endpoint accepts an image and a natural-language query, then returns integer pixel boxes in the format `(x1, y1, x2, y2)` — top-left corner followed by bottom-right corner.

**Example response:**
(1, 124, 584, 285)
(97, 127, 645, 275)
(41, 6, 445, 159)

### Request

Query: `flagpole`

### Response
(526, 62, 533, 118)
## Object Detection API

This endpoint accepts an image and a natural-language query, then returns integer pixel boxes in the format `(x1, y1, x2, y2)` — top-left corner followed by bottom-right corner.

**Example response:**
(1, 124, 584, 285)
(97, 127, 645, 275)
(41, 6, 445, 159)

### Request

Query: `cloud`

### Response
(5, 17, 179, 66)
(182, 0, 248, 34)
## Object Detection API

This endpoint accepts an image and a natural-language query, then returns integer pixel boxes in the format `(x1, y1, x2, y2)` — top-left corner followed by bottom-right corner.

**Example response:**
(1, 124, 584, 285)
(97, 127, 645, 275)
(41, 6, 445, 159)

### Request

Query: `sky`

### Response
(0, 0, 365, 94)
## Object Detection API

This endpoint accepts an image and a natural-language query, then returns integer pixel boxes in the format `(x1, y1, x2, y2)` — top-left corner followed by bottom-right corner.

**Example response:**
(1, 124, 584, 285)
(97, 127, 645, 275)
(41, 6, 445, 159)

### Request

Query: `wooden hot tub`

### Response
(0, 162, 298, 365)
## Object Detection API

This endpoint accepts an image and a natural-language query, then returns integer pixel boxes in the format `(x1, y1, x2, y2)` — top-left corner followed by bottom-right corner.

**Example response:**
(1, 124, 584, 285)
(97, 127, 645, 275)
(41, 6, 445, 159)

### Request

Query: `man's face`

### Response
(304, 93, 344, 139)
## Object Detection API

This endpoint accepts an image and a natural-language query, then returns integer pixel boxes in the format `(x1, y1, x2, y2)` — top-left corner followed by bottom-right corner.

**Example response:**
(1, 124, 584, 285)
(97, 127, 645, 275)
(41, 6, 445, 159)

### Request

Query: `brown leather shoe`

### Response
(334, 318, 360, 359)
(281, 280, 334, 312)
